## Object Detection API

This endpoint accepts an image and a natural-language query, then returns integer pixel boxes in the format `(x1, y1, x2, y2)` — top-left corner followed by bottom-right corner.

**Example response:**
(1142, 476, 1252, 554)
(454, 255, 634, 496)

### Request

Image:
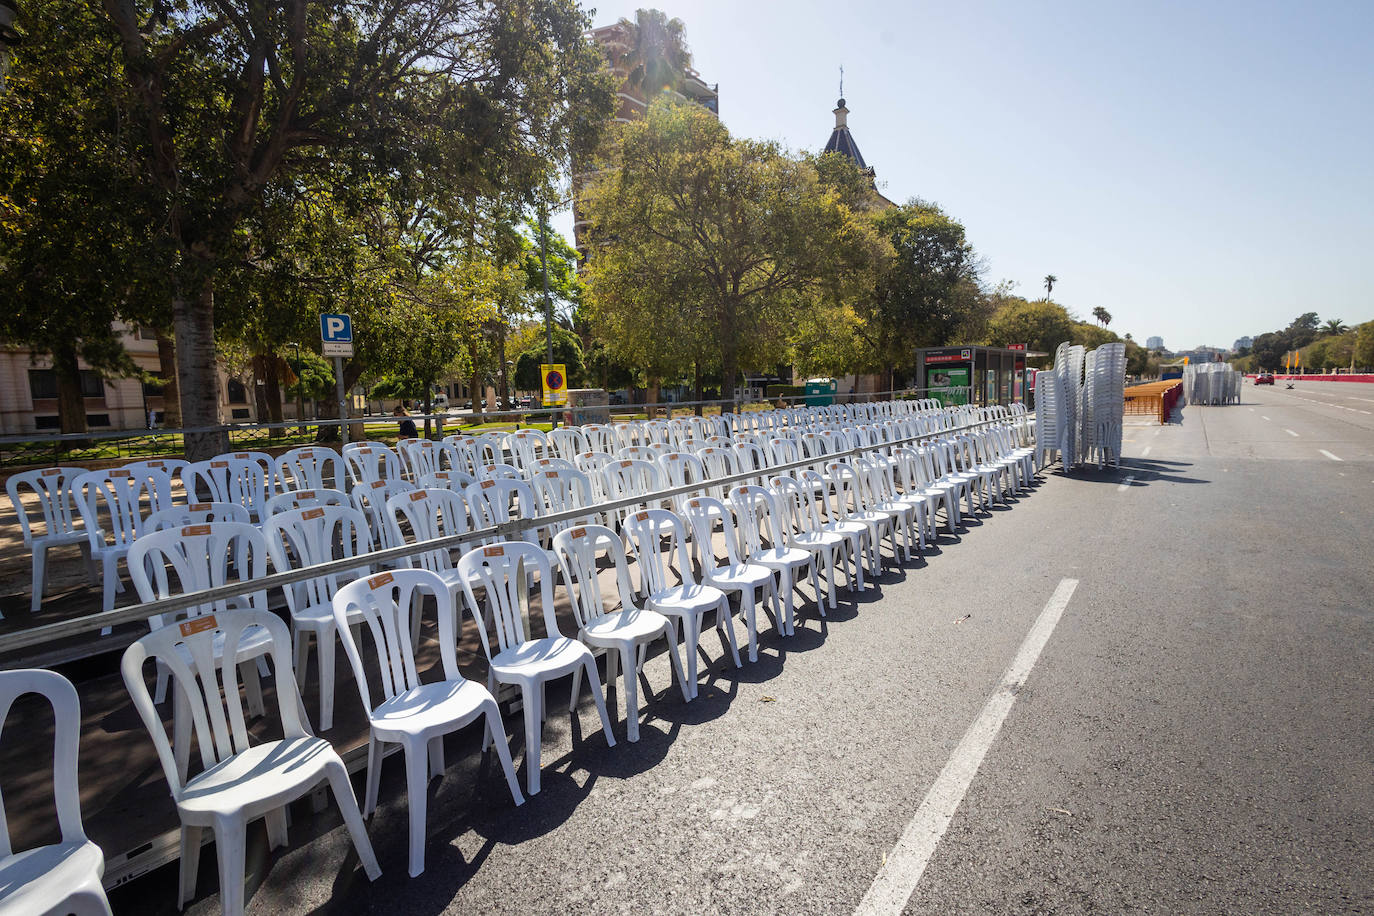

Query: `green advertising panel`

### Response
(927, 366, 969, 406)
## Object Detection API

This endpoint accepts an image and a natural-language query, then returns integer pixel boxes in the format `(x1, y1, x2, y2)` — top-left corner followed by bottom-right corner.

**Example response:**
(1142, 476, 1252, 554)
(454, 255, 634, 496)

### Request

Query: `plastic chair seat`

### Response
(0, 839, 107, 915)
(709, 562, 774, 589)
(368, 679, 495, 740)
(489, 636, 587, 681)
(580, 608, 672, 646)
(177, 735, 338, 820)
(793, 529, 845, 551)
(754, 545, 813, 569)
(646, 583, 729, 616)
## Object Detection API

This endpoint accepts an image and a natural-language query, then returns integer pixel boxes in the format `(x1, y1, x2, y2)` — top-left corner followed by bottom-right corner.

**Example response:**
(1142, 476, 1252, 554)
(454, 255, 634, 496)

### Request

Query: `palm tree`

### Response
(604, 9, 692, 99)
(1322, 318, 1348, 336)
(1043, 274, 1057, 299)
(1092, 306, 1112, 328)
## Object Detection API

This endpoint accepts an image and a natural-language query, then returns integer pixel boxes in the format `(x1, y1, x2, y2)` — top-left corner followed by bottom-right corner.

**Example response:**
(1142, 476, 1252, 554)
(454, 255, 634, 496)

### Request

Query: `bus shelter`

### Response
(915, 345, 1030, 407)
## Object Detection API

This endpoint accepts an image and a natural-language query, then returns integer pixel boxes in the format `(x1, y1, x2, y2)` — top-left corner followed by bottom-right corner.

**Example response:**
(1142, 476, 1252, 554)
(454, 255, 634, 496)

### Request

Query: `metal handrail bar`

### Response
(0, 413, 1017, 658)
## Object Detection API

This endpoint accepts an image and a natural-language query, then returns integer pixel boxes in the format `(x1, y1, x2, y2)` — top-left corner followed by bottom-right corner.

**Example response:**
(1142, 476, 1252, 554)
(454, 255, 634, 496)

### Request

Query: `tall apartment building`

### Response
(1146, 336, 1165, 351)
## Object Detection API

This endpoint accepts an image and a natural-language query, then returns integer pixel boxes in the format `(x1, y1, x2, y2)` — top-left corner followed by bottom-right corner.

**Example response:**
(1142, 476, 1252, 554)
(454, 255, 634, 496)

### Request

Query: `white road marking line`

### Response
(1353, 397, 1374, 403)
(854, 578, 1079, 916)
(1262, 416, 1271, 421)
(1285, 429, 1299, 437)
(1141, 446, 1152, 457)
(1320, 450, 1343, 462)
(1359, 410, 1372, 415)
(1116, 475, 1136, 492)
(1248, 407, 1255, 411)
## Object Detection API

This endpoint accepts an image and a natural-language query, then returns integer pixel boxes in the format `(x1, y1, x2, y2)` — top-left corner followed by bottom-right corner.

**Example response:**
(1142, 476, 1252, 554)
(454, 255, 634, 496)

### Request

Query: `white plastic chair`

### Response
(5, 467, 91, 614)
(121, 609, 381, 915)
(342, 442, 404, 486)
(769, 475, 854, 612)
(332, 569, 523, 876)
(0, 669, 111, 915)
(263, 487, 349, 516)
(274, 446, 343, 492)
(456, 541, 616, 795)
(548, 426, 588, 461)
(621, 509, 739, 696)
(182, 458, 272, 523)
(386, 487, 473, 610)
(599, 458, 661, 514)
(824, 461, 897, 576)
(682, 496, 780, 662)
(506, 429, 549, 469)
(854, 455, 921, 561)
(350, 479, 416, 553)
(397, 438, 445, 482)
(418, 469, 479, 492)
(74, 466, 174, 611)
(263, 505, 374, 731)
(552, 525, 690, 741)
(729, 485, 818, 636)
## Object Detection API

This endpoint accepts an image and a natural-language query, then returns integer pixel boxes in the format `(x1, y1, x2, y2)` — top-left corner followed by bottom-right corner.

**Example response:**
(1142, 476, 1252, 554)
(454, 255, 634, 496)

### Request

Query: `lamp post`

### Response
(292, 342, 306, 435)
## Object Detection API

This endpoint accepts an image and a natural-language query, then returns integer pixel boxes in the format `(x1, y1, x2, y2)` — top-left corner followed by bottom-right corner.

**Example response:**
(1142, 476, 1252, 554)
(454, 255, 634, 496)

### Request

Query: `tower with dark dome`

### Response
(823, 96, 874, 179)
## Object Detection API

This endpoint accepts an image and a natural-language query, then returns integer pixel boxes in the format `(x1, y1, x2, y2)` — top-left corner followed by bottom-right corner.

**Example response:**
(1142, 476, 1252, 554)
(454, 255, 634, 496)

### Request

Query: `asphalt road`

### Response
(109, 381, 1374, 915)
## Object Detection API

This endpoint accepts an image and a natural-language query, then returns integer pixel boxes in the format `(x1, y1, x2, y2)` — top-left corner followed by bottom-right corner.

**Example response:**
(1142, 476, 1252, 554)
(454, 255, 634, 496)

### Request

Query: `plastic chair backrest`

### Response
(182, 458, 271, 519)
(551, 524, 638, 630)
(0, 669, 88, 856)
(823, 461, 868, 520)
(331, 569, 457, 715)
(6, 467, 84, 547)
(216, 451, 276, 490)
(506, 430, 549, 469)
(146, 501, 252, 531)
(455, 541, 559, 660)
(621, 508, 694, 596)
(440, 436, 481, 476)
(75, 467, 172, 549)
(127, 522, 269, 628)
(343, 442, 403, 485)
(386, 488, 469, 573)
(769, 475, 824, 538)
(121, 609, 304, 797)
(264, 506, 373, 615)
(475, 462, 523, 482)
(681, 495, 745, 568)
(275, 447, 342, 492)
(728, 485, 787, 557)
(397, 438, 444, 481)
(548, 426, 588, 461)
(466, 478, 541, 543)
(600, 458, 662, 505)
(581, 424, 617, 455)
(419, 470, 478, 492)
(530, 467, 595, 523)
(351, 479, 416, 549)
(264, 487, 349, 516)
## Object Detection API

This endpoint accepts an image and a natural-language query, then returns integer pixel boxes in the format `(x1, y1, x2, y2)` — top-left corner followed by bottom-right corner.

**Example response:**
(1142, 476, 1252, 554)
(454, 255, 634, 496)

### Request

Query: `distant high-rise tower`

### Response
(1233, 336, 1253, 352)
(1146, 336, 1165, 351)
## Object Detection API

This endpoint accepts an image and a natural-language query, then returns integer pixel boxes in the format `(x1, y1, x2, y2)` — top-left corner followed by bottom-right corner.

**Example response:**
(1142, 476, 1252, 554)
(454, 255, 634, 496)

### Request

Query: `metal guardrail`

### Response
(0, 411, 1016, 662)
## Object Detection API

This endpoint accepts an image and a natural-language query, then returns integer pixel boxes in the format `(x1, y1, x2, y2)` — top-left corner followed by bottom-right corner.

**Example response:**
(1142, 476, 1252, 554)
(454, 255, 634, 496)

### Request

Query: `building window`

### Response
(34, 415, 60, 430)
(86, 413, 111, 428)
(32, 369, 106, 399)
(136, 326, 159, 341)
(226, 379, 248, 404)
(80, 371, 104, 398)
(231, 407, 251, 420)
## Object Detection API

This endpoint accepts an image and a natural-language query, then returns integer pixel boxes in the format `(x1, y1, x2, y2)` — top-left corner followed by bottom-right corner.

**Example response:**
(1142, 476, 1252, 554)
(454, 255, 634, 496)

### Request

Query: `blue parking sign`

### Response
(320, 313, 352, 342)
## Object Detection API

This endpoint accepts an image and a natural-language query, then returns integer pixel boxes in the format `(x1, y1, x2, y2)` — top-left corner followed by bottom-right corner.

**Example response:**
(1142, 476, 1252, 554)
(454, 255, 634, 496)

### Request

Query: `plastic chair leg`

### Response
(718, 598, 741, 668)
(682, 620, 699, 700)
(583, 660, 617, 748)
(521, 684, 544, 795)
(404, 742, 430, 876)
(363, 737, 383, 817)
(317, 626, 336, 732)
(211, 815, 248, 916)
(620, 645, 641, 741)
(741, 591, 759, 663)
(265, 807, 288, 851)
(30, 544, 47, 613)
(178, 824, 203, 908)
(428, 734, 444, 778)
(323, 759, 382, 881)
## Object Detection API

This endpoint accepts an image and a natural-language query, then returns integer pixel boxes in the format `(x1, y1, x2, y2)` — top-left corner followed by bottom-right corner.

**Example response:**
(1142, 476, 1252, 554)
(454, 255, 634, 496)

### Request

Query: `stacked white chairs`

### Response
(331, 569, 523, 876)
(263, 488, 348, 515)
(553, 524, 691, 741)
(75, 466, 174, 611)
(6, 467, 92, 615)
(263, 505, 374, 731)
(456, 541, 616, 795)
(0, 668, 112, 916)
(275, 446, 343, 492)
(1081, 343, 1126, 467)
(622, 508, 740, 695)
(121, 609, 380, 915)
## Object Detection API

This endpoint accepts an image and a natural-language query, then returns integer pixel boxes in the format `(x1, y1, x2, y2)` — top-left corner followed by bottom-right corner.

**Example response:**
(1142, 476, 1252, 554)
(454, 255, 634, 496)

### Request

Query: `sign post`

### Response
(541, 364, 568, 419)
(320, 314, 354, 447)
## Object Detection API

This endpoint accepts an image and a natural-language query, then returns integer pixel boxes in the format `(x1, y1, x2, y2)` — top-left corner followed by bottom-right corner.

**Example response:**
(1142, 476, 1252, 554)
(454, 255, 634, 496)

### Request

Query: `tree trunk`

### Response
(470, 364, 483, 422)
(250, 353, 274, 437)
(646, 377, 660, 420)
(175, 277, 229, 459)
(422, 391, 434, 439)
(497, 326, 509, 408)
(155, 331, 181, 427)
(264, 355, 284, 427)
(720, 297, 739, 414)
(693, 360, 703, 417)
(51, 341, 89, 450)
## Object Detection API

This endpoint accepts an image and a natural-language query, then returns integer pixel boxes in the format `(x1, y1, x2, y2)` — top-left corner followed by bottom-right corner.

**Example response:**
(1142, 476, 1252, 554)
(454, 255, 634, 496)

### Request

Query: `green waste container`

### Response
(805, 377, 838, 406)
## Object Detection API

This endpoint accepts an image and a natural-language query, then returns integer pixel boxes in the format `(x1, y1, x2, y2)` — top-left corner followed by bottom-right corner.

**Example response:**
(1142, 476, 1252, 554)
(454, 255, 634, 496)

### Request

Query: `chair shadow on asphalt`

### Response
(1057, 458, 1209, 487)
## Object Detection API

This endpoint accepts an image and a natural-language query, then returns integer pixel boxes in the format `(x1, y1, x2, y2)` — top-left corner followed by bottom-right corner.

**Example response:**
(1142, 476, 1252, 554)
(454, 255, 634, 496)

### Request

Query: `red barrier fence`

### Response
(1247, 374, 1374, 383)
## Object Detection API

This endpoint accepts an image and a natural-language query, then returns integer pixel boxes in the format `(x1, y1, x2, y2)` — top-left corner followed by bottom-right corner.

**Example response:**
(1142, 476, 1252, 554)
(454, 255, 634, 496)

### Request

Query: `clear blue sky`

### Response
(561, 0, 1374, 351)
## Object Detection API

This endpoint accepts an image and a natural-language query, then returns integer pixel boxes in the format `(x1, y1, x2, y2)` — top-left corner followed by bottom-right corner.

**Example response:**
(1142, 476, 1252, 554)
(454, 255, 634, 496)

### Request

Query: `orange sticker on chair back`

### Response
(484, 545, 504, 557)
(545, 470, 558, 478)
(302, 507, 325, 520)
(636, 511, 649, 521)
(299, 490, 316, 499)
(179, 616, 217, 637)
(110, 469, 131, 477)
(210, 461, 228, 469)
(619, 460, 632, 468)
(233, 453, 251, 460)
(367, 572, 394, 589)
(148, 460, 166, 469)
(689, 499, 700, 508)
(300, 449, 314, 457)
(570, 527, 586, 539)
(358, 447, 372, 455)
(189, 503, 211, 512)
(182, 525, 211, 536)
(409, 491, 428, 502)
(42, 468, 61, 476)
(481, 480, 495, 489)
(370, 480, 386, 489)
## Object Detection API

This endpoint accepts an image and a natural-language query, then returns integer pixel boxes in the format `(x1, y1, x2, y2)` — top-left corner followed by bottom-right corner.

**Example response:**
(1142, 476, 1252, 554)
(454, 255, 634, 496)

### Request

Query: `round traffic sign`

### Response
(545, 369, 565, 390)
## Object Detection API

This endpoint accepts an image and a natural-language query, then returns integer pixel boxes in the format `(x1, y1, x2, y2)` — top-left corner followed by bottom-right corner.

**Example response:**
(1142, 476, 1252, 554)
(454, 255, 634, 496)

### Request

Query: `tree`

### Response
(1043, 274, 1057, 299)
(983, 298, 1076, 366)
(1354, 321, 1374, 370)
(513, 325, 585, 394)
(95, 0, 614, 458)
(1092, 306, 1113, 328)
(602, 8, 692, 97)
(581, 100, 881, 410)
(859, 200, 981, 390)
(1321, 318, 1348, 336)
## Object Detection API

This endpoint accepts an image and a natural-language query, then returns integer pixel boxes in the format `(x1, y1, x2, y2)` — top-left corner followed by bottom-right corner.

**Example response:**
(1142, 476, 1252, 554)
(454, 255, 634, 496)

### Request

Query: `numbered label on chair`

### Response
(211, 461, 228, 469)
(302, 508, 325, 520)
(484, 545, 504, 556)
(570, 527, 587, 539)
(368, 572, 394, 589)
(299, 490, 316, 499)
(371, 480, 386, 489)
(42, 468, 61, 476)
(189, 503, 211, 512)
(182, 525, 211, 536)
(179, 615, 217, 637)
(409, 491, 428, 502)
(110, 469, 131, 477)
(481, 480, 495, 489)
(636, 511, 649, 521)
